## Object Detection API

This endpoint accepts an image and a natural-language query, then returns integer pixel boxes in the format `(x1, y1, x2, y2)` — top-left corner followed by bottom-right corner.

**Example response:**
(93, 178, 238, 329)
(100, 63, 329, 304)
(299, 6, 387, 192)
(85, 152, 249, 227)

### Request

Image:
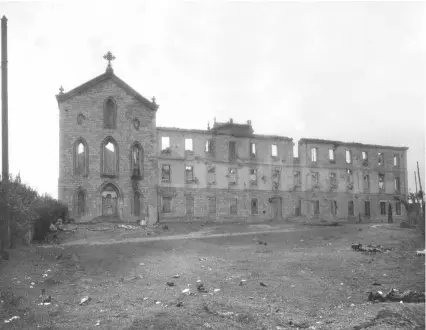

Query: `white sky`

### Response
(0, 1, 425, 198)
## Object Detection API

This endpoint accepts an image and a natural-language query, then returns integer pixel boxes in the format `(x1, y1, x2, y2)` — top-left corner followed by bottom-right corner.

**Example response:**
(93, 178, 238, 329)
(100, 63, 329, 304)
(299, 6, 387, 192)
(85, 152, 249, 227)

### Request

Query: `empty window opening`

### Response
(251, 198, 258, 215)
(311, 148, 317, 162)
(76, 190, 85, 217)
(229, 168, 237, 185)
(250, 143, 256, 157)
(162, 196, 172, 213)
(364, 201, 371, 217)
(249, 169, 257, 185)
(185, 166, 194, 182)
(78, 143, 84, 154)
(380, 201, 386, 215)
(229, 141, 236, 159)
(330, 173, 337, 187)
(394, 177, 400, 191)
(205, 139, 214, 153)
(75, 140, 88, 176)
(186, 196, 194, 215)
(347, 169, 353, 183)
(230, 198, 238, 215)
(185, 138, 193, 151)
(379, 173, 385, 191)
(208, 197, 216, 214)
(348, 201, 354, 216)
(102, 138, 118, 176)
(293, 141, 299, 158)
(345, 150, 352, 164)
(393, 154, 399, 167)
(312, 172, 319, 186)
(363, 174, 370, 190)
(207, 165, 216, 185)
(330, 200, 338, 216)
(294, 171, 301, 185)
(106, 142, 115, 152)
(271, 144, 278, 157)
(103, 98, 117, 129)
(131, 143, 143, 178)
(362, 151, 368, 160)
(378, 153, 384, 166)
(329, 149, 335, 160)
(313, 200, 320, 215)
(161, 137, 170, 150)
(161, 165, 171, 182)
(133, 192, 141, 216)
(396, 201, 401, 215)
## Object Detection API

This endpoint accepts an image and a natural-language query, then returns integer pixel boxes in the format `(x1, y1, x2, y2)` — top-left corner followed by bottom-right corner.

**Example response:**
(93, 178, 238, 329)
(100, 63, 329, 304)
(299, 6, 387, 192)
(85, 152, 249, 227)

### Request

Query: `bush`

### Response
(0, 174, 68, 245)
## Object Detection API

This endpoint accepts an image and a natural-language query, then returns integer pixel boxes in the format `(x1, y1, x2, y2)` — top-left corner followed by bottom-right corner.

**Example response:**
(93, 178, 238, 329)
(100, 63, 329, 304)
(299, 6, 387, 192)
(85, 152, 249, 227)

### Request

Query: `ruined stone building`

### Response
(57, 54, 409, 224)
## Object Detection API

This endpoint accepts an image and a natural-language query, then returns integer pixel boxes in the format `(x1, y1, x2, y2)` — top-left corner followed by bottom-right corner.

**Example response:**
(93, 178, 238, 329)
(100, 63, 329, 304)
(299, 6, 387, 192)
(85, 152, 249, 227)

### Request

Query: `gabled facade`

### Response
(57, 57, 409, 224)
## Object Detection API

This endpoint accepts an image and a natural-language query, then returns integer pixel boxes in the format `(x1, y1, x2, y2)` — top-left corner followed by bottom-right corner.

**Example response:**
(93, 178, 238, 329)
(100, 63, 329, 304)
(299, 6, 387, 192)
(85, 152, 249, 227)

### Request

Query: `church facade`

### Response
(57, 54, 409, 224)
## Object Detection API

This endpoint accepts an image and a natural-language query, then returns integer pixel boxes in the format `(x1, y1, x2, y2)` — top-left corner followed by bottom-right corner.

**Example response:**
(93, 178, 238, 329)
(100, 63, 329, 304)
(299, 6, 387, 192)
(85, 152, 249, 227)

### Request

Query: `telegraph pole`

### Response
(1, 15, 9, 253)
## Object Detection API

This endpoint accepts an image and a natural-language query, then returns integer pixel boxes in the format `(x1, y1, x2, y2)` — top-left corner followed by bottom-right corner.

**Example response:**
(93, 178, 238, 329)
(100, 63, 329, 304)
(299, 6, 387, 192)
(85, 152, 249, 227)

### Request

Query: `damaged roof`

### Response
(55, 70, 159, 111)
(299, 138, 408, 150)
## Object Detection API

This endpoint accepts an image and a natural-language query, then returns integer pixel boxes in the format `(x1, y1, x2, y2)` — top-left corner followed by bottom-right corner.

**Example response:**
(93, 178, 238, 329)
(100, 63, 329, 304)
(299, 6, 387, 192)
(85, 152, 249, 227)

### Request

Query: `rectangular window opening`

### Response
(396, 201, 401, 215)
(294, 171, 301, 185)
(378, 153, 384, 166)
(185, 165, 194, 183)
(330, 200, 338, 215)
(161, 165, 171, 182)
(185, 138, 193, 151)
(393, 154, 399, 167)
(230, 198, 238, 215)
(379, 173, 385, 191)
(208, 197, 216, 215)
(250, 143, 256, 157)
(328, 149, 335, 161)
(251, 198, 258, 215)
(380, 201, 386, 215)
(364, 201, 371, 217)
(348, 201, 354, 216)
(345, 150, 352, 164)
(229, 141, 236, 159)
(271, 144, 278, 157)
(161, 136, 170, 150)
(394, 177, 400, 191)
(162, 196, 172, 214)
(229, 168, 237, 185)
(249, 169, 257, 185)
(362, 151, 368, 160)
(311, 148, 317, 162)
(313, 200, 320, 215)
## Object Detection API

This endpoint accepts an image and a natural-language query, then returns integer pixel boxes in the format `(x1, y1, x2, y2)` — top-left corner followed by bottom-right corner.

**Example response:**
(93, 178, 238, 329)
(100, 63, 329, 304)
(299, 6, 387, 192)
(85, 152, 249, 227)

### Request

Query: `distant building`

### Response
(56, 54, 408, 224)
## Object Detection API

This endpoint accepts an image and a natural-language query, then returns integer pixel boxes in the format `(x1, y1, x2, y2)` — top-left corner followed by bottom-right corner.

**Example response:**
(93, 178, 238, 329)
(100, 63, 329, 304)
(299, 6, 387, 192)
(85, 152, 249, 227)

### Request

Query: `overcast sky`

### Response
(1, 1, 425, 198)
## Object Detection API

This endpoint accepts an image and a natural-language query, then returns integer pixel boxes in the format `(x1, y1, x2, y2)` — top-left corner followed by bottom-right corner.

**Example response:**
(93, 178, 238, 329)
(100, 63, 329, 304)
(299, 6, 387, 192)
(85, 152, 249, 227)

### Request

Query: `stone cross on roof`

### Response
(103, 51, 116, 72)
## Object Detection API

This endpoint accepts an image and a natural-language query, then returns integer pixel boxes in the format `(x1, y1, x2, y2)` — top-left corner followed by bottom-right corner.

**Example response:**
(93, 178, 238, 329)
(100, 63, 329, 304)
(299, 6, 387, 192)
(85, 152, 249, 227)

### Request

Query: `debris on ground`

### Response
(351, 243, 390, 253)
(203, 322, 213, 328)
(199, 257, 206, 261)
(288, 320, 310, 328)
(79, 296, 92, 306)
(172, 274, 180, 278)
(176, 301, 183, 307)
(182, 288, 190, 294)
(197, 283, 208, 293)
(372, 282, 381, 286)
(254, 238, 267, 245)
(368, 288, 425, 303)
(260, 282, 268, 287)
(162, 224, 169, 230)
(117, 224, 137, 230)
(95, 320, 100, 326)
(49, 223, 58, 232)
(166, 281, 175, 287)
(4, 316, 20, 324)
(213, 289, 220, 292)
(239, 279, 246, 285)
(416, 249, 425, 256)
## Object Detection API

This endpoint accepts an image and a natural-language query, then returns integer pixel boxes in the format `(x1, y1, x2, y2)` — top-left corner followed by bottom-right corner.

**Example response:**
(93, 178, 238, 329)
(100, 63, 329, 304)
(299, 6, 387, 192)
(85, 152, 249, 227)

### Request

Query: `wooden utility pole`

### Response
(414, 171, 418, 198)
(417, 161, 423, 196)
(1, 15, 9, 252)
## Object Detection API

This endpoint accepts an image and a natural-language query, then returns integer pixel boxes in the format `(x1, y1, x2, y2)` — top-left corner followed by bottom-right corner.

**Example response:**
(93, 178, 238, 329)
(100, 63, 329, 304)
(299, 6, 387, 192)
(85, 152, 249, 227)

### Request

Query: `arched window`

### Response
(130, 142, 144, 179)
(73, 138, 89, 176)
(133, 191, 141, 216)
(103, 98, 117, 129)
(101, 137, 119, 177)
(75, 188, 86, 218)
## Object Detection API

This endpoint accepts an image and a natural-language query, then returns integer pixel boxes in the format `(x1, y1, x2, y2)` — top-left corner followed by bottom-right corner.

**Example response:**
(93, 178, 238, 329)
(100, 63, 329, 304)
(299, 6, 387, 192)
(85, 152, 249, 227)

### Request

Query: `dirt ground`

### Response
(0, 221, 424, 329)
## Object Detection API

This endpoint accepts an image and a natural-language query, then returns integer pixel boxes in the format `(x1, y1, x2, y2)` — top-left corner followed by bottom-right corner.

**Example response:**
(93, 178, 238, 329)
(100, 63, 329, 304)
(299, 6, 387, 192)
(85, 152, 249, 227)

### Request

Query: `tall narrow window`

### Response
(130, 143, 144, 179)
(294, 171, 301, 185)
(362, 151, 368, 160)
(379, 173, 385, 191)
(251, 198, 258, 215)
(74, 138, 88, 176)
(161, 165, 171, 182)
(207, 165, 216, 185)
(186, 196, 194, 215)
(311, 148, 317, 162)
(103, 98, 117, 129)
(380, 201, 386, 215)
(161, 137, 170, 152)
(348, 201, 354, 216)
(312, 172, 319, 187)
(328, 149, 335, 161)
(205, 139, 214, 154)
(208, 196, 216, 215)
(330, 173, 337, 188)
(272, 144, 278, 157)
(393, 154, 399, 167)
(364, 201, 371, 217)
(229, 168, 237, 185)
(330, 200, 338, 215)
(76, 189, 86, 217)
(363, 174, 370, 191)
(345, 150, 352, 164)
(162, 196, 172, 213)
(249, 169, 257, 185)
(250, 143, 256, 157)
(229, 141, 236, 159)
(396, 201, 401, 215)
(378, 153, 384, 166)
(101, 137, 118, 177)
(230, 198, 238, 215)
(133, 191, 141, 216)
(313, 200, 320, 215)
(185, 166, 194, 183)
(185, 138, 193, 152)
(394, 176, 400, 192)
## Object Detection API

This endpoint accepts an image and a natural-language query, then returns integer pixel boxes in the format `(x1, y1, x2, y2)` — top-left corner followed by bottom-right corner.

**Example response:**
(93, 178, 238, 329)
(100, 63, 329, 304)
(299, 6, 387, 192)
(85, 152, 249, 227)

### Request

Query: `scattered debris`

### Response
(155, 301, 161, 305)
(197, 283, 208, 293)
(203, 322, 213, 328)
(199, 257, 206, 261)
(176, 301, 183, 307)
(95, 320, 100, 326)
(79, 296, 92, 306)
(117, 224, 137, 230)
(351, 243, 390, 253)
(288, 320, 310, 328)
(372, 282, 381, 286)
(416, 249, 425, 256)
(4, 316, 20, 324)
(166, 281, 175, 287)
(213, 289, 220, 292)
(254, 238, 267, 245)
(162, 224, 169, 230)
(368, 288, 425, 303)
(182, 288, 190, 294)
(260, 282, 268, 287)
(172, 274, 180, 278)
(239, 279, 246, 285)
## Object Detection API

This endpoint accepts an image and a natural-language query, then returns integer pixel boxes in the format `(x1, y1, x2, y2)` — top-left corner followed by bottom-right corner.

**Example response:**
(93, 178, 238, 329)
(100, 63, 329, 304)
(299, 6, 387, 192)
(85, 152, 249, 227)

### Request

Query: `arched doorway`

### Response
(101, 183, 119, 216)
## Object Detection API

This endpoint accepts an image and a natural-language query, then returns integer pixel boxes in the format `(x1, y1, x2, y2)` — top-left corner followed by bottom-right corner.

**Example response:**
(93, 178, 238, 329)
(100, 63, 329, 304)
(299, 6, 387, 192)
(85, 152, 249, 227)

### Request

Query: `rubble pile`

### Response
(368, 288, 425, 303)
(351, 243, 390, 253)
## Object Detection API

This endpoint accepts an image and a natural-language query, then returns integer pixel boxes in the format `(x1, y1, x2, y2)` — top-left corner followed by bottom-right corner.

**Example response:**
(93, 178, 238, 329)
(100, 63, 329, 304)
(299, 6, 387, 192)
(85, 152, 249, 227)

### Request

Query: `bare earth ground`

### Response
(0, 221, 424, 330)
